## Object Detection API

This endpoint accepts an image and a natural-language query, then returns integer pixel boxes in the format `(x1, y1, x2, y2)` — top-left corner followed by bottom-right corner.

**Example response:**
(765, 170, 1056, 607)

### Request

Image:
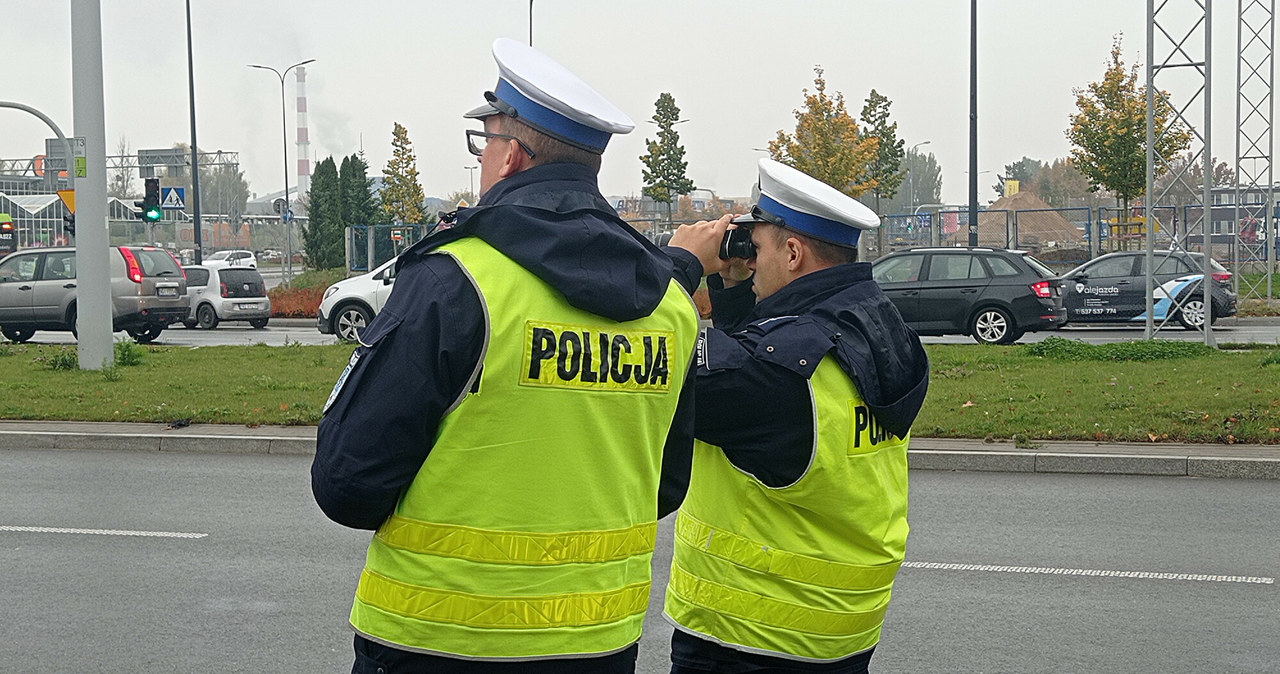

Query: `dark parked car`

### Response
(872, 247, 1066, 344)
(1062, 250, 1237, 329)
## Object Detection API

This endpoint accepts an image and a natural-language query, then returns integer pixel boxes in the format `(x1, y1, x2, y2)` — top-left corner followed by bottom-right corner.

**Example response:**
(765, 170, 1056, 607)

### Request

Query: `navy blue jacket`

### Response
(312, 162, 695, 530)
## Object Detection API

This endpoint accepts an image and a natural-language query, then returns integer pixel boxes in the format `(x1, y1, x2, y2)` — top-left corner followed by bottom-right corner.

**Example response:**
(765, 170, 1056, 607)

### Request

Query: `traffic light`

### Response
(140, 178, 162, 222)
(63, 213, 76, 237)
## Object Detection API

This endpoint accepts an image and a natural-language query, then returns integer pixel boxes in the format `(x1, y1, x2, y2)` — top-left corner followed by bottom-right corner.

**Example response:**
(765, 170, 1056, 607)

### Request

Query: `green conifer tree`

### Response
(381, 123, 426, 224)
(640, 93, 695, 224)
(303, 156, 345, 269)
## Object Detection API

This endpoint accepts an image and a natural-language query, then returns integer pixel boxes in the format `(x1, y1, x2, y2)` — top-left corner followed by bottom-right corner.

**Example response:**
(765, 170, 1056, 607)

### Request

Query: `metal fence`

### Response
(345, 224, 429, 272)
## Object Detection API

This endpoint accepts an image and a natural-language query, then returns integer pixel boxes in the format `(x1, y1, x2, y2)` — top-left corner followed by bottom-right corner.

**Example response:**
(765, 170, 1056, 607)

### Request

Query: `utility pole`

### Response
(186, 0, 203, 264)
(968, 0, 979, 246)
(70, 0, 112, 369)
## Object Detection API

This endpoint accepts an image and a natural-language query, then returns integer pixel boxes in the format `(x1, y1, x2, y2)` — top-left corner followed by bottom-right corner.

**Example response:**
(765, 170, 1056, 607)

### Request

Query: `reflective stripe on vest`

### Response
(376, 515, 657, 565)
(350, 236, 699, 659)
(673, 512, 901, 591)
(664, 356, 909, 662)
(357, 568, 650, 629)
(667, 563, 889, 637)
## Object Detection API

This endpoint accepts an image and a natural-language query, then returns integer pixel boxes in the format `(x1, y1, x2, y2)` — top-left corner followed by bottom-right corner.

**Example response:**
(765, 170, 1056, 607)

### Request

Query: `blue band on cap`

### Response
(494, 79, 612, 152)
(757, 194, 861, 247)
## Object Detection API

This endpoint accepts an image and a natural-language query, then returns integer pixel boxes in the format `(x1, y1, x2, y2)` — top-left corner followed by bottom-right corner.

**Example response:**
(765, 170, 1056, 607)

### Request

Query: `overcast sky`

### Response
(2, 1, 1245, 207)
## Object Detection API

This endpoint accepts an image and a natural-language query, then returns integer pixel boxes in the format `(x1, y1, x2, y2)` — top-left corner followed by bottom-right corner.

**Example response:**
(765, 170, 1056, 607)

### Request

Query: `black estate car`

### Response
(872, 247, 1066, 344)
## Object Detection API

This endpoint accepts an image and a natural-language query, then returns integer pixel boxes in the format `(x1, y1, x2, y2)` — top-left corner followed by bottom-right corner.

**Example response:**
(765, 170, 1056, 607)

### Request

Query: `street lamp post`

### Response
(249, 58, 314, 283)
(464, 165, 478, 200)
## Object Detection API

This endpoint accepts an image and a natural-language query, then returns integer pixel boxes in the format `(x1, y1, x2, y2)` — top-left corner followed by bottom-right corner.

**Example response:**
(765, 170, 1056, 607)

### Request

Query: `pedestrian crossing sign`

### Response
(161, 187, 186, 210)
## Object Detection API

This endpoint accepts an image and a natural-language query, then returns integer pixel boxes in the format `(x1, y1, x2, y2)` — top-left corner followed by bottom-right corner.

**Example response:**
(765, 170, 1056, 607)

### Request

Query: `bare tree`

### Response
(108, 136, 137, 200)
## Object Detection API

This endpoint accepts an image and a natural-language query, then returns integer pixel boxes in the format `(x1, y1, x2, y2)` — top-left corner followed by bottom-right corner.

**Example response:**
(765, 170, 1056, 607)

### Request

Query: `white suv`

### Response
(316, 257, 397, 342)
(203, 249, 257, 269)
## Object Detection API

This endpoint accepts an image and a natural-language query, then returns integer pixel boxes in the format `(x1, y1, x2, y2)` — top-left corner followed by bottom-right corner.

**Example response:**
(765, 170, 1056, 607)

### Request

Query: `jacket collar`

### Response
(475, 162, 601, 207)
(749, 263, 873, 323)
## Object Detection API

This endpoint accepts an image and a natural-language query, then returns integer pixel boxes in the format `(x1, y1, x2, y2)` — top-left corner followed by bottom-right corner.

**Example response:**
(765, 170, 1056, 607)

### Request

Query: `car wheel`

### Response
(971, 307, 1017, 345)
(67, 304, 78, 339)
(249, 317, 269, 329)
(182, 319, 197, 329)
(196, 304, 219, 330)
(1177, 297, 1206, 330)
(1, 326, 34, 343)
(334, 303, 372, 343)
(126, 324, 164, 344)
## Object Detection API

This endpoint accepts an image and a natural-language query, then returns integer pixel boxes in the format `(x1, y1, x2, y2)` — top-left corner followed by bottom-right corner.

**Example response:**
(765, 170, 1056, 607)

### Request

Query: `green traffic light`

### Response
(144, 207, 162, 222)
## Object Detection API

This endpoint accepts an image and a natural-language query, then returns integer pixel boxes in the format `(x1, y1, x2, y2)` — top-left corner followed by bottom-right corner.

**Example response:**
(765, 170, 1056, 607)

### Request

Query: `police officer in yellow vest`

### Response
(312, 39, 699, 673)
(661, 159, 930, 673)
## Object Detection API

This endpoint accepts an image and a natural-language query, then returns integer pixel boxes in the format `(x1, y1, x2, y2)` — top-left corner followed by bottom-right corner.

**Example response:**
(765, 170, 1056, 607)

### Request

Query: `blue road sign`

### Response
(161, 187, 185, 210)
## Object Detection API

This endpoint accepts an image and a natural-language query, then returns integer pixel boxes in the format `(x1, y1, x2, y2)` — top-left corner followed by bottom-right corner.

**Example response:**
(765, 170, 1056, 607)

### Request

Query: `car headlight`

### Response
(323, 286, 338, 300)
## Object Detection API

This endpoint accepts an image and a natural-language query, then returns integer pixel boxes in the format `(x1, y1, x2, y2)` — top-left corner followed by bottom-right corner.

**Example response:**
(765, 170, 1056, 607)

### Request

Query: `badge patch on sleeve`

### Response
(322, 349, 362, 415)
(520, 320, 675, 392)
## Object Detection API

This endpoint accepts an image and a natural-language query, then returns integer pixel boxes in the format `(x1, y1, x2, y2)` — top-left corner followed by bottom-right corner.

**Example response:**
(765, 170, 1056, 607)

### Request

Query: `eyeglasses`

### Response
(466, 129, 536, 159)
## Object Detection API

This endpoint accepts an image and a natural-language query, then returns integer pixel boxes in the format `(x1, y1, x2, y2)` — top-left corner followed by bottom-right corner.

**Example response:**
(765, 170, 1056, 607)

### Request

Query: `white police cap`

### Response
(733, 158, 880, 248)
(464, 38, 634, 154)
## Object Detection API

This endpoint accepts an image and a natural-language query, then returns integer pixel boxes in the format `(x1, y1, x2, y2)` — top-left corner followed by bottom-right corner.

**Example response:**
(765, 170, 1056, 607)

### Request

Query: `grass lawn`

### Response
(0, 341, 354, 426)
(920, 339, 1280, 444)
(1, 338, 1278, 443)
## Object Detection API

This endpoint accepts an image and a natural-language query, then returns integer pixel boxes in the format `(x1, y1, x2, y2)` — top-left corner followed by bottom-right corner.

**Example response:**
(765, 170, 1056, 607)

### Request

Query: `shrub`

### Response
(1025, 336, 1215, 362)
(113, 337, 145, 367)
(269, 285, 326, 318)
(38, 348, 78, 371)
(288, 268, 349, 290)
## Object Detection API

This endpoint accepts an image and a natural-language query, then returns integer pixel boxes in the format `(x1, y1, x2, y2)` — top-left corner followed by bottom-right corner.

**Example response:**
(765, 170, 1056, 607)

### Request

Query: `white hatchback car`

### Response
(316, 257, 398, 342)
(203, 249, 257, 269)
(182, 265, 271, 329)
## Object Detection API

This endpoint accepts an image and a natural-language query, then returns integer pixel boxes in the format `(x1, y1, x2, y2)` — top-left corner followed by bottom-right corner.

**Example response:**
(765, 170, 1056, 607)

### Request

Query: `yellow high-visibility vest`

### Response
(351, 236, 698, 660)
(664, 356, 910, 662)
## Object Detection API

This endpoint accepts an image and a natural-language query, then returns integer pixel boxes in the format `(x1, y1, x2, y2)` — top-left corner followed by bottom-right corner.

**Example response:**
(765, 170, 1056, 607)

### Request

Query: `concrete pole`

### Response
(70, 0, 113, 370)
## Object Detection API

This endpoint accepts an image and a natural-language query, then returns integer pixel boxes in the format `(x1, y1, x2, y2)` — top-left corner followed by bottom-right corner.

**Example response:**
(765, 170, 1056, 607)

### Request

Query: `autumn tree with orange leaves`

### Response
(769, 68, 879, 200)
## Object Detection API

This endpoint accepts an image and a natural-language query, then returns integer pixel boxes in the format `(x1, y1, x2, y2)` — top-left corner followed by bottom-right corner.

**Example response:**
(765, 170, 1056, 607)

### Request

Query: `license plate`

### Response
(237, 303, 258, 310)
(157, 287, 177, 297)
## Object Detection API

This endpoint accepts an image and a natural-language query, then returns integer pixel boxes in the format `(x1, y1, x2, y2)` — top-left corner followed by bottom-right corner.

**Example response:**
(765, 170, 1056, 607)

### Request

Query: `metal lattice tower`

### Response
(1146, 0, 1216, 346)
(1235, 0, 1276, 305)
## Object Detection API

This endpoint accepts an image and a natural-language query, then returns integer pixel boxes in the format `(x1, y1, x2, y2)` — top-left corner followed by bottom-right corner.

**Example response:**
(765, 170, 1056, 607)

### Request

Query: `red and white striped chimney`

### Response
(295, 66, 311, 196)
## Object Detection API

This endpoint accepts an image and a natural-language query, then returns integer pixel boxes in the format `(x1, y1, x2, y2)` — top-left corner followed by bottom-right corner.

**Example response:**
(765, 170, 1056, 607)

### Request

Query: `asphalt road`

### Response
(2, 450, 1276, 672)
(921, 317, 1280, 345)
(14, 317, 1280, 349)
(23, 320, 340, 347)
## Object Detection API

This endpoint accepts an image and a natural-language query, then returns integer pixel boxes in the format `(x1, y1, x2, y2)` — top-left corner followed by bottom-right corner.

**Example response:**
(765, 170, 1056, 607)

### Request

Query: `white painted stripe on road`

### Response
(0, 525, 207, 539)
(904, 561, 1274, 585)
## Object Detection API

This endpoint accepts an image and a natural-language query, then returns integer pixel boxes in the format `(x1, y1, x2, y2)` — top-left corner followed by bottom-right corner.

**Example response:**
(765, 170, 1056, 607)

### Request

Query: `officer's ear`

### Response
(496, 138, 529, 179)
(784, 235, 805, 272)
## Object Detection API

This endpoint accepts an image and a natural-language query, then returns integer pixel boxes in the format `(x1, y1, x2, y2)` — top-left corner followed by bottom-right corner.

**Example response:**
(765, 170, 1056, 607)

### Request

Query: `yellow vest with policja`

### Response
(664, 356, 910, 662)
(349, 236, 699, 660)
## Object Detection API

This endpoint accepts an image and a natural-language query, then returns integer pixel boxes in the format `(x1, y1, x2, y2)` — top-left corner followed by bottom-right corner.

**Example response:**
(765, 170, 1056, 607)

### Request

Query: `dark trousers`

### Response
(352, 634, 639, 673)
(669, 630, 873, 674)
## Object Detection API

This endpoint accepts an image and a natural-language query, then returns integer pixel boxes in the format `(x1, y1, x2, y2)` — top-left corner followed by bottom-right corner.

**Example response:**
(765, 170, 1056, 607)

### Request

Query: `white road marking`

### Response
(0, 525, 207, 539)
(904, 561, 1274, 585)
